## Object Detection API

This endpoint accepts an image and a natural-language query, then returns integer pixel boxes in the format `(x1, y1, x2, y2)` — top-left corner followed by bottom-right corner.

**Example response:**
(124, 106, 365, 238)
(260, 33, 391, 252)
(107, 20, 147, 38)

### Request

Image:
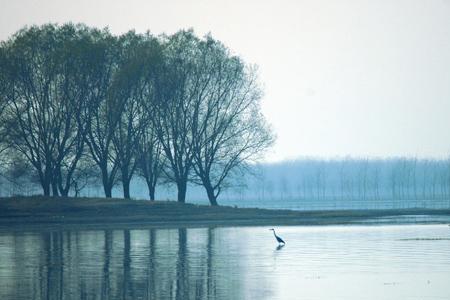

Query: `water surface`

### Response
(0, 224, 449, 299)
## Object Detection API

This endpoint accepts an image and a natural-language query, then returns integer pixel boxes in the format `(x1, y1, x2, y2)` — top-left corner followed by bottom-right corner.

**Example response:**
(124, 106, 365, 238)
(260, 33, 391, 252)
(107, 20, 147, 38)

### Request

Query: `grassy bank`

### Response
(1, 196, 450, 230)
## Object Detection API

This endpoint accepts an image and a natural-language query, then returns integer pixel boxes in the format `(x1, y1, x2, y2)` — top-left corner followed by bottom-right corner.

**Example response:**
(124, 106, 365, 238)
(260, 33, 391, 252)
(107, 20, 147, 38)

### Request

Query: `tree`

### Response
(146, 31, 202, 203)
(190, 36, 274, 205)
(136, 125, 165, 201)
(131, 36, 167, 201)
(1, 25, 274, 202)
(83, 29, 122, 198)
(110, 31, 162, 199)
(0, 45, 13, 191)
(0, 46, 12, 148)
(1, 24, 96, 196)
(1, 25, 59, 196)
(70, 156, 101, 197)
(0, 152, 33, 196)
(51, 25, 99, 196)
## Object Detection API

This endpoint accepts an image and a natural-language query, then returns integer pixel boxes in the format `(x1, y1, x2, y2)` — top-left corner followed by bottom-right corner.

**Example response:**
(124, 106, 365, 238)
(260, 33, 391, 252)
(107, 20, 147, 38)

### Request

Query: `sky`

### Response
(1, 0, 449, 161)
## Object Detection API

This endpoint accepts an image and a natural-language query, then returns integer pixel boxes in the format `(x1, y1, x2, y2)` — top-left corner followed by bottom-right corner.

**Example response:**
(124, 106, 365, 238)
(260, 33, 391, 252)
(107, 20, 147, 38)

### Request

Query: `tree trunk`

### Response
(177, 180, 187, 203)
(145, 176, 156, 201)
(148, 184, 155, 201)
(41, 168, 52, 196)
(205, 184, 218, 206)
(123, 179, 130, 199)
(42, 181, 51, 196)
(121, 166, 131, 199)
(104, 185, 112, 198)
(51, 181, 59, 196)
(60, 189, 69, 197)
(101, 166, 112, 198)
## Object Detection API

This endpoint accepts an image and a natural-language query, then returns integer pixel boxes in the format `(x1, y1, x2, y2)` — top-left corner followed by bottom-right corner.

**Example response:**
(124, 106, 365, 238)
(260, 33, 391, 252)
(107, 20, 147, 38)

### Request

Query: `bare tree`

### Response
(71, 156, 101, 197)
(390, 161, 399, 202)
(372, 162, 381, 201)
(1, 26, 59, 196)
(0, 46, 12, 153)
(111, 97, 140, 199)
(2, 26, 275, 203)
(339, 160, 346, 201)
(359, 159, 369, 201)
(1, 24, 97, 196)
(51, 26, 99, 196)
(83, 29, 122, 198)
(146, 31, 203, 203)
(110, 32, 163, 199)
(136, 128, 165, 201)
(109, 35, 142, 199)
(444, 158, 450, 203)
(190, 37, 273, 205)
(0, 45, 13, 191)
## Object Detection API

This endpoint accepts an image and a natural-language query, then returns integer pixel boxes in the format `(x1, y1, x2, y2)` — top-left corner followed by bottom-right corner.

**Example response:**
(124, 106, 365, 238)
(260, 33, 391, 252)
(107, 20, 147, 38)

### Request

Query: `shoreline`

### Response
(1, 196, 449, 231)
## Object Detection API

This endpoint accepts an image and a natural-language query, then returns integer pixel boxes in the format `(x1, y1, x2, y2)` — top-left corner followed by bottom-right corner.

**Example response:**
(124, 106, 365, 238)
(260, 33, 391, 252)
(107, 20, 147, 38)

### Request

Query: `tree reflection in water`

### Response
(2, 225, 449, 300)
(0, 227, 240, 300)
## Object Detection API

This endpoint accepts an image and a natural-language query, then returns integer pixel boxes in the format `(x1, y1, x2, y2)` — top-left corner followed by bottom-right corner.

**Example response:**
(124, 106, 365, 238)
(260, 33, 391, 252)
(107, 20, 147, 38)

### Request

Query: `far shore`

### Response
(0, 196, 449, 231)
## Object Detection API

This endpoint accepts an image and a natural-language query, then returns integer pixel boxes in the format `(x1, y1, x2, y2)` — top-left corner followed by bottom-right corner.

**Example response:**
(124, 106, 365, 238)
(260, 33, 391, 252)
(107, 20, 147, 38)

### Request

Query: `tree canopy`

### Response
(0, 24, 273, 205)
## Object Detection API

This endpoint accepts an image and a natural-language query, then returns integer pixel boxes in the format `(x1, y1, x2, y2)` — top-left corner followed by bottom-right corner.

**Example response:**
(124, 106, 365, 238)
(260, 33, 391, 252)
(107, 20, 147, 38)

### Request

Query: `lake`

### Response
(0, 224, 449, 299)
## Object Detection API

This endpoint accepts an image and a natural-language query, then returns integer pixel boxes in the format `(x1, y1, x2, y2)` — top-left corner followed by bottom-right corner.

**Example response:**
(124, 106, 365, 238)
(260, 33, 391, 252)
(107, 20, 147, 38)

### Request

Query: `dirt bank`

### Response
(1, 196, 449, 231)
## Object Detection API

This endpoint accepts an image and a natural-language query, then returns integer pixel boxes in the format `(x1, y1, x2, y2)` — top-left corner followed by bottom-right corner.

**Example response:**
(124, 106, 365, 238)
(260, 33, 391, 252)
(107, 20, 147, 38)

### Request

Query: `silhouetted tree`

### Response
(83, 29, 122, 198)
(136, 127, 165, 201)
(1, 25, 277, 202)
(190, 36, 274, 205)
(1, 24, 96, 196)
(0, 46, 12, 160)
(71, 156, 100, 197)
(146, 31, 201, 203)
(111, 32, 162, 199)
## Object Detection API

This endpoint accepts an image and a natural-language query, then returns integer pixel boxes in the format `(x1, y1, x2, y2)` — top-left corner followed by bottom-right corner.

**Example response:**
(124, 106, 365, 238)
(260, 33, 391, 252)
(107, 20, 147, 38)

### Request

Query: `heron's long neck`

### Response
(272, 231, 277, 237)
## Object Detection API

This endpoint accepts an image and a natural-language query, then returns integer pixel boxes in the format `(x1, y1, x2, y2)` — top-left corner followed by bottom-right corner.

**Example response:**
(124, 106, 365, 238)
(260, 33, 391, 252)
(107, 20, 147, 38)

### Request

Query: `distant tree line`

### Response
(245, 158, 450, 208)
(0, 24, 273, 205)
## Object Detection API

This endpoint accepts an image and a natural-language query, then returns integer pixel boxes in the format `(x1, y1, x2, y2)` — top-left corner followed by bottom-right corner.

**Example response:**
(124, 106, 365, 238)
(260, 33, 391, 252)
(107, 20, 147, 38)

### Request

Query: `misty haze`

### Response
(0, 1, 449, 300)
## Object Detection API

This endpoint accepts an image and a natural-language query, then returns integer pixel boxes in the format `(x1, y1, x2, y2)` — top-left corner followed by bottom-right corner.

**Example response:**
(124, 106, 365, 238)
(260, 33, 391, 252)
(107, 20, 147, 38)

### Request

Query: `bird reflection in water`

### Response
(276, 244, 285, 251)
